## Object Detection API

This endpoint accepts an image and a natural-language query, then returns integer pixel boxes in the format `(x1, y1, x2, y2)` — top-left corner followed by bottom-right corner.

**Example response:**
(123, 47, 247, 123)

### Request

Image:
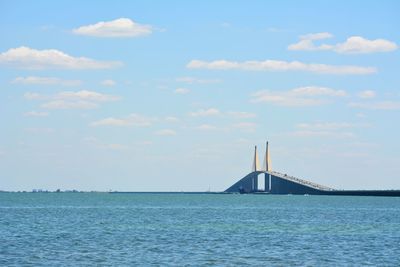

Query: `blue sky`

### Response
(1, 0, 399, 191)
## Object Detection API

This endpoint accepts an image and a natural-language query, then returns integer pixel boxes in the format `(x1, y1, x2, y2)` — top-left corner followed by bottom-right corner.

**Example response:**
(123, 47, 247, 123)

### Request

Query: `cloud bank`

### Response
(251, 86, 347, 107)
(0, 46, 122, 69)
(25, 90, 120, 110)
(91, 114, 155, 127)
(189, 108, 221, 117)
(187, 59, 375, 75)
(289, 33, 398, 54)
(13, 76, 82, 86)
(73, 18, 152, 38)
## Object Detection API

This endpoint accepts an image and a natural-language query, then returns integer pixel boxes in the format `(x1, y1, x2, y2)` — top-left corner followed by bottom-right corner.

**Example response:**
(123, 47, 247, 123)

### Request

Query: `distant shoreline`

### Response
(2, 190, 400, 197)
(0, 191, 221, 194)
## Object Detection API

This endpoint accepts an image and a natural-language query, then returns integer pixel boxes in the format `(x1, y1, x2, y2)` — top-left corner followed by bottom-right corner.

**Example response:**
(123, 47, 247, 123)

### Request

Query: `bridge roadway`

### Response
(267, 171, 334, 191)
(225, 170, 400, 196)
(225, 143, 400, 196)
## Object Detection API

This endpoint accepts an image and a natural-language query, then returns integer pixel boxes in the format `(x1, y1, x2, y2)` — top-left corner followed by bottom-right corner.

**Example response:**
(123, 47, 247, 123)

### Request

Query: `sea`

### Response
(1, 192, 399, 266)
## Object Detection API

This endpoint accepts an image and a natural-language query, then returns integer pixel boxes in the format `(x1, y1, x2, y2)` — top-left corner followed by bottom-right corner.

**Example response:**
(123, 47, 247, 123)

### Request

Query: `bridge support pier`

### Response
(264, 173, 270, 192)
(253, 173, 258, 191)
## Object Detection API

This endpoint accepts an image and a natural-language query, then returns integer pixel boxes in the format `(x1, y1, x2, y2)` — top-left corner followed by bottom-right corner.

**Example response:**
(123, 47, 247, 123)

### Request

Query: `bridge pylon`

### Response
(263, 141, 271, 172)
(252, 145, 261, 172)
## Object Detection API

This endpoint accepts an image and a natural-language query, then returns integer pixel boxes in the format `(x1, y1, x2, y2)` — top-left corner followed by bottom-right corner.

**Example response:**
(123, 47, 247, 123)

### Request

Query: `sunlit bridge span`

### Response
(225, 142, 400, 197)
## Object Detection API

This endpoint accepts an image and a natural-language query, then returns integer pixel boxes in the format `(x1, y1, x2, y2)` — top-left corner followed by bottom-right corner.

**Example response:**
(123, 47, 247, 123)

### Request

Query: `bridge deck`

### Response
(268, 171, 335, 191)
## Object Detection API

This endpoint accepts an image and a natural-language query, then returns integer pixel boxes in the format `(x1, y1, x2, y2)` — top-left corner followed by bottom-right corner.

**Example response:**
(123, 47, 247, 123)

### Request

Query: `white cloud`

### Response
(348, 101, 400, 110)
(288, 32, 334, 51)
(0, 46, 121, 69)
(12, 76, 81, 86)
(358, 90, 376, 99)
(335, 36, 398, 54)
(290, 86, 347, 97)
(176, 77, 221, 84)
(23, 111, 49, 117)
(288, 40, 333, 51)
(73, 18, 152, 38)
(37, 90, 118, 102)
(25, 90, 120, 110)
(101, 79, 116, 86)
(289, 33, 397, 54)
(251, 86, 347, 107)
(55, 90, 120, 102)
(41, 100, 98, 110)
(189, 108, 221, 117)
(174, 88, 190, 94)
(91, 113, 154, 127)
(300, 32, 334, 40)
(154, 129, 176, 136)
(187, 59, 375, 75)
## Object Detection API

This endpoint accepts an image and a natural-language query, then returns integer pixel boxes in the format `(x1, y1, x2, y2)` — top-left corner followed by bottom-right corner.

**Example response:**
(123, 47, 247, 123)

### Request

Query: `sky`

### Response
(0, 0, 399, 191)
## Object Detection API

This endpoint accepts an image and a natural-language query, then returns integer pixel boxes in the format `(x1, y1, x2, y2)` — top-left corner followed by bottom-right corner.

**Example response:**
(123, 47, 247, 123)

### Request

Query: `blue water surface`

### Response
(1, 193, 400, 266)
